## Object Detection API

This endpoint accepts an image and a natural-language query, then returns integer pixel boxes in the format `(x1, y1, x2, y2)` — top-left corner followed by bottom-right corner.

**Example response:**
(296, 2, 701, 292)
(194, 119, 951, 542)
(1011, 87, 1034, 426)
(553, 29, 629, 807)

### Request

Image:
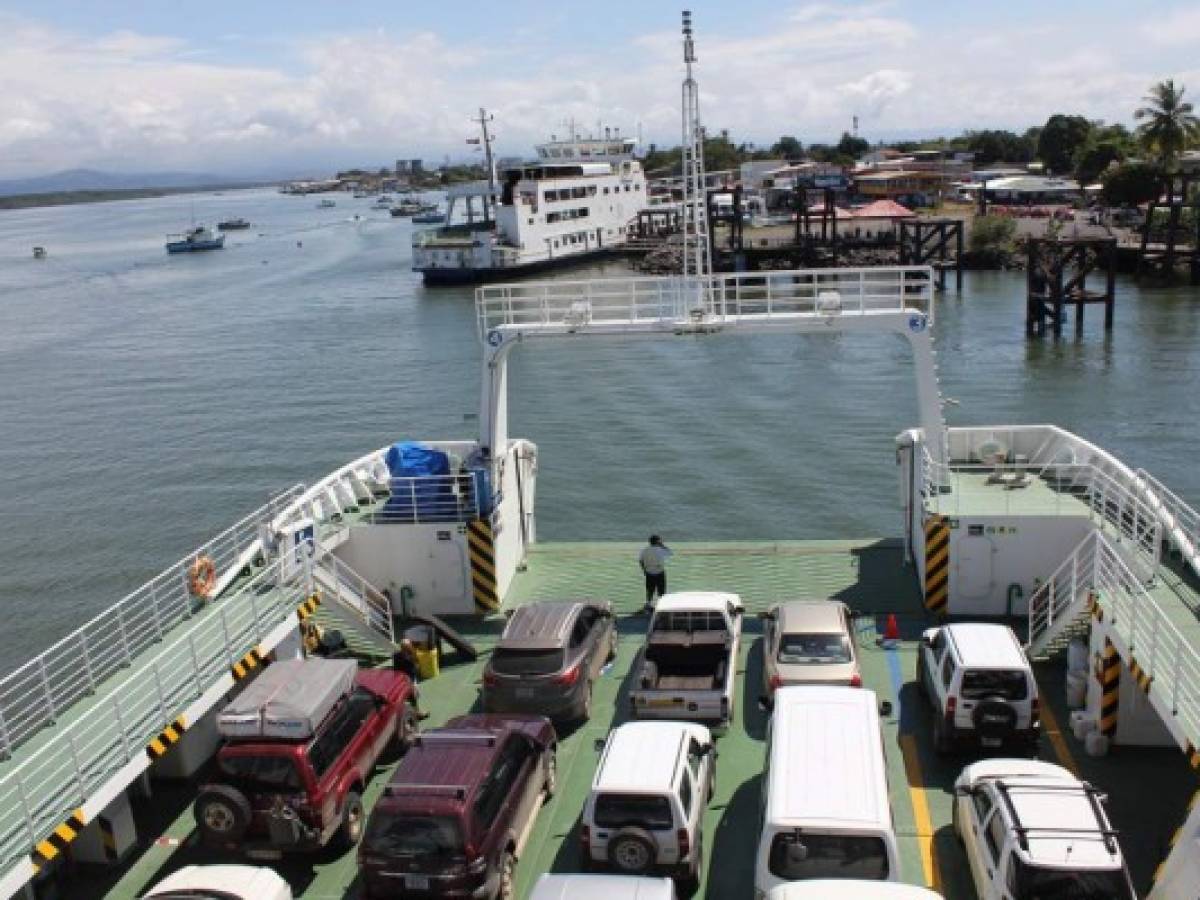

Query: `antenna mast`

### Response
(680, 10, 710, 282)
(473, 108, 497, 200)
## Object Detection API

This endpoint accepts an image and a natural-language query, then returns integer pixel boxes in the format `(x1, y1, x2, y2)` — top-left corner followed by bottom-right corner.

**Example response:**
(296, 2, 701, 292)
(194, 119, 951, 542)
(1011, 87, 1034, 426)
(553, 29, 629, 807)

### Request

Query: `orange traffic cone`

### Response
(880, 613, 900, 648)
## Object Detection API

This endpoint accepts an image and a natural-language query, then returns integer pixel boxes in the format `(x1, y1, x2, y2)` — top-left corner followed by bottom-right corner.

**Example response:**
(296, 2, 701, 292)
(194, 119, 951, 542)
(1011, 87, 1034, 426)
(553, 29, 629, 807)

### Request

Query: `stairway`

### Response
(310, 553, 396, 661)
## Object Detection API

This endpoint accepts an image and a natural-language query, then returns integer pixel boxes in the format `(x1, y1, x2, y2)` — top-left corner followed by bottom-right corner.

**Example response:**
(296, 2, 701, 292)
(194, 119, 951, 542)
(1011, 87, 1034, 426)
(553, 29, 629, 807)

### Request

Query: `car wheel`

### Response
(338, 791, 364, 848)
(608, 828, 657, 875)
(194, 785, 251, 844)
(544, 745, 558, 799)
(396, 702, 419, 753)
(496, 851, 516, 900)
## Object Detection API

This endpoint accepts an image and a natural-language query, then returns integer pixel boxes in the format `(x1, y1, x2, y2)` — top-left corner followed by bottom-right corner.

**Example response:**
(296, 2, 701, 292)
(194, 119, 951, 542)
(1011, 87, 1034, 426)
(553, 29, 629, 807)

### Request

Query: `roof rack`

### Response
(994, 780, 1120, 856)
(383, 783, 468, 800)
(414, 731, 498, 748)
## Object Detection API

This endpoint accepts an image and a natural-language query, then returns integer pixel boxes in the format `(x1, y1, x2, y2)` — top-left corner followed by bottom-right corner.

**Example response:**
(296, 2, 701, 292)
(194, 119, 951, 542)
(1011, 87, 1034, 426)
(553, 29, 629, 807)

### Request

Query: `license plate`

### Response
(647, 697, 681, 708)
(406, 875, 430, 890)
(515, 688, 535, 699)
(981, 737, 1002, 748)
(246, 849, 283, 861)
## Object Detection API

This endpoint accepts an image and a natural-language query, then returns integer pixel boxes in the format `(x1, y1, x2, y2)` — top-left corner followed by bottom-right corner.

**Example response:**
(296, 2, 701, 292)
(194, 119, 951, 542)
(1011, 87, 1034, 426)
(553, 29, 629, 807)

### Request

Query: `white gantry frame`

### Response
(475, 266, 948, 476)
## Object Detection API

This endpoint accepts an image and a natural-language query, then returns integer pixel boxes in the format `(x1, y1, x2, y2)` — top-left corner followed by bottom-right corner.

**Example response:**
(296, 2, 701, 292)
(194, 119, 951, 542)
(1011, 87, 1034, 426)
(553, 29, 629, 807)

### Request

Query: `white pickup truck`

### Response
(629, 591, 744, 728)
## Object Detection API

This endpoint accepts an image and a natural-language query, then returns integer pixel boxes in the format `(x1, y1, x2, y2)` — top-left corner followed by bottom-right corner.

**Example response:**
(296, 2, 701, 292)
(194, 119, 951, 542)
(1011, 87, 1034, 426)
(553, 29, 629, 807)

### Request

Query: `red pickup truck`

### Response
(195, 662, 417, 854)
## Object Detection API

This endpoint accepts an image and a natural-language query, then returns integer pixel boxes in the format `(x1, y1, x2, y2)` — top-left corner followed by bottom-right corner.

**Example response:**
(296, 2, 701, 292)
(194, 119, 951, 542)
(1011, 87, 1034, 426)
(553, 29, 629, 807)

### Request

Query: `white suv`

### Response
(581, 721, 715, 887)
(917, 623, 1038, 754)
(953, 759, 1135, 900)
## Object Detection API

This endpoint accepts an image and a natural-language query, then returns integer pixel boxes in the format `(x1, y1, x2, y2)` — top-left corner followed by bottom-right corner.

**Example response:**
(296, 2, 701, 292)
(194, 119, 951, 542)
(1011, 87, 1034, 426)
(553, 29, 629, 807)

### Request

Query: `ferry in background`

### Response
(164, 225, 225, 253)
(412, 131, 650, 285)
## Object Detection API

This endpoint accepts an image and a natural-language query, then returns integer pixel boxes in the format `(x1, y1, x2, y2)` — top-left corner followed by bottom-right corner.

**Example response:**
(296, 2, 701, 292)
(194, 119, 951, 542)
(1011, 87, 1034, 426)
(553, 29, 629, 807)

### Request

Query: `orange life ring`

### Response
(188, 555, 217, 598)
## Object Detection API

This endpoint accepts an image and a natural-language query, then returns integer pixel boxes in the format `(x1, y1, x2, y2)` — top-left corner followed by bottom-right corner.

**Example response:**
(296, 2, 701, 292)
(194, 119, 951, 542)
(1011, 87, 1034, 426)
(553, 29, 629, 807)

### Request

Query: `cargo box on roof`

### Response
(218, 658, 357, 740)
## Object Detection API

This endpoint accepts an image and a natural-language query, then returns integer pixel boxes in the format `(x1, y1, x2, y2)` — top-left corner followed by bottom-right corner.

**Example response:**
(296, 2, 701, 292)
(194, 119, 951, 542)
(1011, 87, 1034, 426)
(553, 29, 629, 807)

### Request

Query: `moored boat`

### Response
(164, 225, 225, 253)
(216, 217, 251, 231)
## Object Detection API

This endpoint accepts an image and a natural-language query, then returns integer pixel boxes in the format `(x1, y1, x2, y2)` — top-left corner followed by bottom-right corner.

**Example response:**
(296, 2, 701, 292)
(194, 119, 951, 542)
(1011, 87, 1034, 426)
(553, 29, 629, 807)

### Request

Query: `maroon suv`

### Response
(195, 667, 417, 854)
(359, 714, 557, 900)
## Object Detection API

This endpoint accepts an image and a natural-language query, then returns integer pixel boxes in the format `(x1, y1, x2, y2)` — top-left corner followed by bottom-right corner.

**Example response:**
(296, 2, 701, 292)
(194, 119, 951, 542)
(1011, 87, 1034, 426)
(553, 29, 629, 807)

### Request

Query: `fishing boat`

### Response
(411, 210, 446, 224)
(389, 199, 425, 217)
(216, 217, 251, 231)
(317, 198, 337, 208)
(164, 225, 225, 253)
(31, 246, 46, 259)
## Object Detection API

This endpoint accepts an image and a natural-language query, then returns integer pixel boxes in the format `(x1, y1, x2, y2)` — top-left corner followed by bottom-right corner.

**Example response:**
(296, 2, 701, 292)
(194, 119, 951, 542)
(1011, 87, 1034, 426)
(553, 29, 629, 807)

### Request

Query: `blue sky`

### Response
(1, 1, 1198, 177)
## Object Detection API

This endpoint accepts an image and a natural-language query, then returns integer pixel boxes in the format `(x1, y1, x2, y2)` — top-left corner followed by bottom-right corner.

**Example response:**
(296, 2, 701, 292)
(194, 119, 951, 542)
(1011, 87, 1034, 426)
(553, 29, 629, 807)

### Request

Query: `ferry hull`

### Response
(416, 247, 617, 285)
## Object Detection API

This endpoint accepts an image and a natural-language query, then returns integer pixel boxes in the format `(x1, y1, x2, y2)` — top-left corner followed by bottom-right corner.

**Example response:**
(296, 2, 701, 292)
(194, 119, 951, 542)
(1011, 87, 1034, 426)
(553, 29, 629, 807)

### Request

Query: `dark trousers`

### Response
(644, 571, 666, 605)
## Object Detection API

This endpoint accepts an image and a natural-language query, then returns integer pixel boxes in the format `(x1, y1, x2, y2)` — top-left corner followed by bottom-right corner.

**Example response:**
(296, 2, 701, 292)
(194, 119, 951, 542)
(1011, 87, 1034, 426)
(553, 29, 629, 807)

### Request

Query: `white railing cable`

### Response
(311, 549, 395, 646)
(0, 486, 304, 760)
(0, 548, 315, 870)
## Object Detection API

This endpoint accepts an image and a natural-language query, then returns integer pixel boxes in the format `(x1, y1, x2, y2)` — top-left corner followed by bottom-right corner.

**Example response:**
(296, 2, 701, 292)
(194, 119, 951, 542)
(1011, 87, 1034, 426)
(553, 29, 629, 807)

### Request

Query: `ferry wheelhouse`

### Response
(412, 135, 649, 284)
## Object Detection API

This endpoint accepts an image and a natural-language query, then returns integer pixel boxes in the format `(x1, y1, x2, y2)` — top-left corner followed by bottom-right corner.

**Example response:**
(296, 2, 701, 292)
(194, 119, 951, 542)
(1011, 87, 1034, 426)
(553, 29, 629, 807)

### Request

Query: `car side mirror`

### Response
(758, 695, 773, 713)
(593, 738, 606, 753)
(879, 700, 893, 717)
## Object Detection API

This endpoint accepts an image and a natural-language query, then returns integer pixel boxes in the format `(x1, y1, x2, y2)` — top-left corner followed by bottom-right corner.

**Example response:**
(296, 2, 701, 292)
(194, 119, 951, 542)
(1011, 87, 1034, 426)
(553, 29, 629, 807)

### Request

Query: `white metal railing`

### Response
(922, 448, 1162, 573)
(1136, 468, 1200, 568)
(1028, 531, 1200, 748)
(0, 549, 314, 870)
(373, 474, 482, 524)
(476, 267, 934, 339)
(312, 551, 395, 646)
(0, 486, 304, 760)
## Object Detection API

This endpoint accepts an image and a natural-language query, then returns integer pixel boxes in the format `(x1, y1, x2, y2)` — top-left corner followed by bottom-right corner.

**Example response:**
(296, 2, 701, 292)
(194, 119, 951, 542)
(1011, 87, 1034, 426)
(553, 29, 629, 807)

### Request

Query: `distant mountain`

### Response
(0, 168, 259, 197)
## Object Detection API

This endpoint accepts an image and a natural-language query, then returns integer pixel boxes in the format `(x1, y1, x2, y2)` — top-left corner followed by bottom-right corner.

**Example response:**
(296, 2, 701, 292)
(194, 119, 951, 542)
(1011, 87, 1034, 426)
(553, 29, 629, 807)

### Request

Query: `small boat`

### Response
(390, 200, 425, 217)
(372, 197, 393, 210)
(165, 226, 225, 253)
(412, 211, 446, 224)
(32, 246, 46, 259)
(217, 217, 251, 231)
(317, 198, 337, 208)
(353, 190, 370, 199)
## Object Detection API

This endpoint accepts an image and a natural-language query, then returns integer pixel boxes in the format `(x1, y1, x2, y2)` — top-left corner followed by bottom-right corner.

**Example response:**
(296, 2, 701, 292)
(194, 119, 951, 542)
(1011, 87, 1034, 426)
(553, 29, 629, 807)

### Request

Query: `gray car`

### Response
(482, 600, 617, 722)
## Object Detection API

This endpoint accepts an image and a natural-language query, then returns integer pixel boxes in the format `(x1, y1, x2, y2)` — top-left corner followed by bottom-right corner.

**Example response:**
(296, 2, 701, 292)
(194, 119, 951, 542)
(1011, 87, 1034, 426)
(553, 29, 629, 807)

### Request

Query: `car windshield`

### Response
(490, 647, 564, 676)
(1012, 860, 1135, 899)
(594, 794, 674, 830)
(363, 812, 465, 859)
(778, 633, 851, 665)
(961, 669, 1028, 700)
(217, 754, 302, 792)
(141, 893, 239, 900)
(768, 831, 889, 880)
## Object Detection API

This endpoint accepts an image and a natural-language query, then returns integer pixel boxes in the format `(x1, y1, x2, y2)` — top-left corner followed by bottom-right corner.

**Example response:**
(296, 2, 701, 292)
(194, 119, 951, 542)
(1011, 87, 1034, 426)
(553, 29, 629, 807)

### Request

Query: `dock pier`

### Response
(1026, 237, 1117, 337)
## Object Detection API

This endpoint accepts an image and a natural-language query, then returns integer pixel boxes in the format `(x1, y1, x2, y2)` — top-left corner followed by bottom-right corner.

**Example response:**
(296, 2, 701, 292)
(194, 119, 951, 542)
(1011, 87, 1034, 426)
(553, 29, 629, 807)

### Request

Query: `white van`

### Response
(530, 873, 677, 899)
(755, 686, 900, 896)
(766, 882, 941, 899)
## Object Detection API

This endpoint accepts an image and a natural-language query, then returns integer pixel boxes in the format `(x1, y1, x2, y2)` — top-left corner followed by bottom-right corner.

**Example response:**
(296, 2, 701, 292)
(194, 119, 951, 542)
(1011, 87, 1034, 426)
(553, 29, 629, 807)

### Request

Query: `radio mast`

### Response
(680, 10, 711, 283)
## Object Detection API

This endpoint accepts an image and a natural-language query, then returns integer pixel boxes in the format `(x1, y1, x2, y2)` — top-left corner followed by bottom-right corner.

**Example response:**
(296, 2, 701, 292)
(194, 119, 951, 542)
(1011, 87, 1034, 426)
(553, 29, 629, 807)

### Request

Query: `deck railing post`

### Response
(150, 579, 164, 643)
(112, 698, 131, 762)
(218, 606, 234, 667)
(116, 603, 133, 667)
(0, 709, 12, 760)
(188, 635, 204, 696)
(66, 730, 85, 800)
(79, 633, 96, 696)
(37, 658, 57, 724)
(1171, 636, 1182, 714)
(152, 663, 168, 723)
(15, 777, 36, 845)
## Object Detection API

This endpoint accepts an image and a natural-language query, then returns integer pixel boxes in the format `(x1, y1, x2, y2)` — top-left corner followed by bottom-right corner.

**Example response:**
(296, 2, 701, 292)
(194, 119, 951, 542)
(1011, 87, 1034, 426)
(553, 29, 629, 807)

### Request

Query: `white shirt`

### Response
(639, 545, 673, 575)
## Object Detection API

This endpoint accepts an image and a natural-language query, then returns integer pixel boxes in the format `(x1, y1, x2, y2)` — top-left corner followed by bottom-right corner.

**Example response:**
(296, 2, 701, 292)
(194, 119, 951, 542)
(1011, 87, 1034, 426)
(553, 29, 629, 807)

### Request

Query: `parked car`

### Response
(765, 884, 942, 899)
(530, 873, 676, 899)
(482, 599, 617, 721)
(581, 721, 715, 886)
(359, 714, 557, 900)
(142, 864, 292, 899)
(953, 759, 1135, 899)
(917, 623, 1039, 754)
(194, 659, 417, 854)
(628, 592, 743, 727)
(758, 600, 860, 698)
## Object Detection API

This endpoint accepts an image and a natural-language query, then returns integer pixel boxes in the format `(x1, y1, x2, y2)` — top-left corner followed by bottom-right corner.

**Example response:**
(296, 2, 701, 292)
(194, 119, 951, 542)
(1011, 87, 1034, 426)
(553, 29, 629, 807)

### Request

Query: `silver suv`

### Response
(917, 623, 1038, 754)
(482, 600, 617, 722)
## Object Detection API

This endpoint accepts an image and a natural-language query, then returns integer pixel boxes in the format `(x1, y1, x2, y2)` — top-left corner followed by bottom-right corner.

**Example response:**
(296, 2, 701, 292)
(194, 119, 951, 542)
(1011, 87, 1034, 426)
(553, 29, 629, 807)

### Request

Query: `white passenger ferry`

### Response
(411, 133, 650, 284)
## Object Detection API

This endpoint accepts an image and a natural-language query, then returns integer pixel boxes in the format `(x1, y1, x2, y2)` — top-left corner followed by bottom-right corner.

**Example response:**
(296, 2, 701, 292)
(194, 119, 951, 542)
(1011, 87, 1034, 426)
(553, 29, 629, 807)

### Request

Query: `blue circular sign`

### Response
(908, 314, 926, 333)
(486, 329, 503, 347)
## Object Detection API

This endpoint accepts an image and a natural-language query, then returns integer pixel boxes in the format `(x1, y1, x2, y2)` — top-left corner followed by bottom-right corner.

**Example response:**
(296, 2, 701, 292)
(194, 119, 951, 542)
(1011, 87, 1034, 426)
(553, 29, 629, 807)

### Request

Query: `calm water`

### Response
(1, 188, 1198, 671)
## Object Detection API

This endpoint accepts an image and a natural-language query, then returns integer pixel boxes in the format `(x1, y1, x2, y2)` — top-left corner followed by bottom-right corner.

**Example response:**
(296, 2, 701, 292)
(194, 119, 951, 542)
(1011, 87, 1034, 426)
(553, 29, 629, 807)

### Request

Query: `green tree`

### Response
(1134, 79, 1200, 170)
(968, 215, 1017, 265)
(836, 132, 870, 159)
(966, 130, 1034, 166)
(770, 135, 804, 159)
(1101, 162, 1164, 206)
(1073, 141, 1124, 187)
(1037, 114, 1092, 174)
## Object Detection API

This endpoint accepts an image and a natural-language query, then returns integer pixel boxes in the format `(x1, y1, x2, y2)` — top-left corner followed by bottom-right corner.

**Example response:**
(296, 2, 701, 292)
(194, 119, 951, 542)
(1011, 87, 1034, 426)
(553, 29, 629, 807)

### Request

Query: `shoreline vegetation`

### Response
(0, 182, 276, 211)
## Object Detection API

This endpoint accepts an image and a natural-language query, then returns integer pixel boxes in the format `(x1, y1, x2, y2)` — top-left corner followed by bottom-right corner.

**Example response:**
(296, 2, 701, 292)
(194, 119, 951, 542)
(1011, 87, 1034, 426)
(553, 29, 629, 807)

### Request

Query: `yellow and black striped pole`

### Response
(466, 519, 500, 613)
(923, 515, 950, 616)
(1099, 638, 1120, 737)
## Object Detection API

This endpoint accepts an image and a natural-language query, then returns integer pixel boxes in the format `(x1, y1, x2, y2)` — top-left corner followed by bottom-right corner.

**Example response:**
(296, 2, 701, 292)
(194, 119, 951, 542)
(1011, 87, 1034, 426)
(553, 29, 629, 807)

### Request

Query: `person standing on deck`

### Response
(639, 535, 673, 614)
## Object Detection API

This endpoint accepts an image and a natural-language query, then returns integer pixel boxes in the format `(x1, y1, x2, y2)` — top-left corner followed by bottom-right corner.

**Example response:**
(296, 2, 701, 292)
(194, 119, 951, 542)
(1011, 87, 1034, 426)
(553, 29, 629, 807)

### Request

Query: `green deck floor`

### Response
(64, 539, 1200, 900)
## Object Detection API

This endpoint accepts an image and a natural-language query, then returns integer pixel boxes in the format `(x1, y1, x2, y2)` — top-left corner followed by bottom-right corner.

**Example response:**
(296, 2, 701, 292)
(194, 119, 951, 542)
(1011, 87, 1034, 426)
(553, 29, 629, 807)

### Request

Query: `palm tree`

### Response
(1134, 79, 1200, 170)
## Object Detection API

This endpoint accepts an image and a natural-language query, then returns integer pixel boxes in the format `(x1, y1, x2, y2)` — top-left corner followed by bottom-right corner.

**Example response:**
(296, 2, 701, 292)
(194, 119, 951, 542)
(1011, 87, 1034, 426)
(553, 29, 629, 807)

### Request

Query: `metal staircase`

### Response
(310, 550, 396, 660)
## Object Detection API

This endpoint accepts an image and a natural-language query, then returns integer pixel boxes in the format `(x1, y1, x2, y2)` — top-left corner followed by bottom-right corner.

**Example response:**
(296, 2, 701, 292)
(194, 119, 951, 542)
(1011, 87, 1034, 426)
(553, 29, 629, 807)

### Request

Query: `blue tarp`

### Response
(385, 442, 451, 478)
(383, 442, 459, 522)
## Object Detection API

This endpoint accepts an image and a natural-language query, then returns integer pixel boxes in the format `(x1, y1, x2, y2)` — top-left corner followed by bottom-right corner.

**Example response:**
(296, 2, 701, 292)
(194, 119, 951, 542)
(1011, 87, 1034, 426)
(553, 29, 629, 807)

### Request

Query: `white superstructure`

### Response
(412, 134, 649, 284)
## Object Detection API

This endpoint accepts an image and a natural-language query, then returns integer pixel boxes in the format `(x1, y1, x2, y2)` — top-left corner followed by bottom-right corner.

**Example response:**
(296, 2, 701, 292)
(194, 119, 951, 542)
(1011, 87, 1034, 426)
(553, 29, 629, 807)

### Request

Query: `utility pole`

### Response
(680, 10, 711, 286)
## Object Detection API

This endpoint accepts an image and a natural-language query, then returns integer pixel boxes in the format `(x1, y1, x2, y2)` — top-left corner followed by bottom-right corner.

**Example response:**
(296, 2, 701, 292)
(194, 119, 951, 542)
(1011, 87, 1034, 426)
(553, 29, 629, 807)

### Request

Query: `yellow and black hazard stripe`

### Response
(923, 514, 950, 616)
(1153, 788, 1200, 887)
(1185, 740, 1200, 772)
(1128, 655, 1154, 694)
(1091, 599, 1104, 623)
(231, 646, 266, 681)
(98, 815, 119, 862)
(296, 593, 321, 623)
(466, 519, 500, 613)
(1099, 638, 1120, 737)
(30, 809, 86, 870)
(146, 715, 187, 760)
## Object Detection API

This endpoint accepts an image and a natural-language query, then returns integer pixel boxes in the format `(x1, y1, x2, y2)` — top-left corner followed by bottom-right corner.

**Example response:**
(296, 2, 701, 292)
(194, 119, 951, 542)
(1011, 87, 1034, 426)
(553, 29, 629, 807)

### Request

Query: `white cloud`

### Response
(0, 5, 1196, 177)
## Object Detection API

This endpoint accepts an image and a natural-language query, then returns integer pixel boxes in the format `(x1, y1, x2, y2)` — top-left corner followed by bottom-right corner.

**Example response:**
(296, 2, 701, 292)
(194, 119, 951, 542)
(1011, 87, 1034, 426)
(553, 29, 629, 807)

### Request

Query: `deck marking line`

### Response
(1154, 787, 1200, 885)
(923, 515, 950, 617)
(883, 635, 941, 892)
(467, 519, 500, 611)
(29, 809, 86, 871)
(1036, 687, 1079, 776)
